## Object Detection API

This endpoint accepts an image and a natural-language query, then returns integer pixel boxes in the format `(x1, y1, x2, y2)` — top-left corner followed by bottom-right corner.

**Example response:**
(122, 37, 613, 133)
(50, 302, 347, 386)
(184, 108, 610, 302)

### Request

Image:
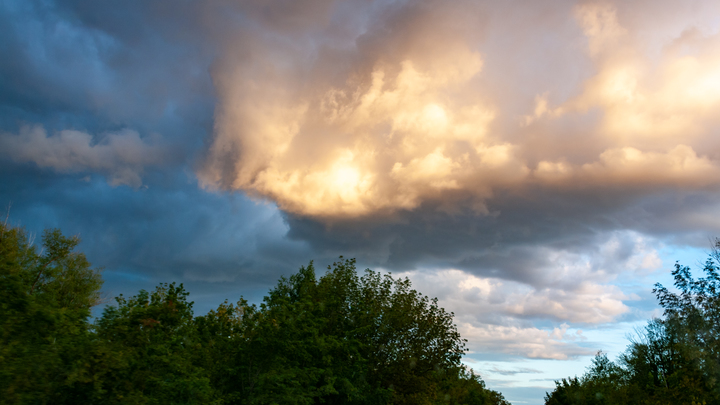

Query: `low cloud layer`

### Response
(0, 125, 168, 187)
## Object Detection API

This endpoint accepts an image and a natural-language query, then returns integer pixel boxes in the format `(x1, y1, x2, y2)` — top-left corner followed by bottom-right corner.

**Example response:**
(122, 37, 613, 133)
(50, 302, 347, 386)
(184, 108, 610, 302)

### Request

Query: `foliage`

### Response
(0, 223, 508, 405)
(92, 283, 216, 404)
(0, 223, 103, 404)
(196, 257, 509, 404)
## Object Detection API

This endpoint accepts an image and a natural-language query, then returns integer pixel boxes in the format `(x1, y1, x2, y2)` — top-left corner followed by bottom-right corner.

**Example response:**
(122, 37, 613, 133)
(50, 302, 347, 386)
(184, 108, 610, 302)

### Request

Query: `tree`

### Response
(0, 223, 103, 403)
(193, 297, 259, 404)
(196, 257, 509, 405)
(646, 251, 720, 404)
(93, 283, 216, 404)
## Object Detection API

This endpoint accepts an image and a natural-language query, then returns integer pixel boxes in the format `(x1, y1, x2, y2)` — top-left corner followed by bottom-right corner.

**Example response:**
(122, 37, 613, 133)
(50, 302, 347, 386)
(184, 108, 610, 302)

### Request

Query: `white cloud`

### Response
(461, 323, 593, 360)
(389, 230, 664, 360)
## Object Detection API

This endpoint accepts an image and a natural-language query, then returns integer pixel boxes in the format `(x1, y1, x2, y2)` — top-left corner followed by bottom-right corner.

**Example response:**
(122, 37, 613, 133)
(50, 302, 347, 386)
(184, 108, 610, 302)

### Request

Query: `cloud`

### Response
(488, 367, 544, 376)
(398, 268, 631, 325)
(199, 0, 720, 221)
(462, 323, 594, 360)
(0, 125, 169, 187)
(535, 145, 720, 190)
(200, 0, 527, 217)
(561, 3, 720, 143)
(384, 231, 664, 360)
(192, 1, 720, 311)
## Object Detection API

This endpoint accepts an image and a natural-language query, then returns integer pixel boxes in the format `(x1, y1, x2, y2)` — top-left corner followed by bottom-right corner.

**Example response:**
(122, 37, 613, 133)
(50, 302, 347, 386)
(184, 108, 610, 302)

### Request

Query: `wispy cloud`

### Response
(489, 367, 544, 376)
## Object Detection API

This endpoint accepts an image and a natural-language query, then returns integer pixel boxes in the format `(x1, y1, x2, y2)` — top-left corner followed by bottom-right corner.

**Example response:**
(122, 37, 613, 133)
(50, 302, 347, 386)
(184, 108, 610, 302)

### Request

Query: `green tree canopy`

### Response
(0, 222, 509, 405)
(92, 283, 215, 404)
(196, 257, 509, 405)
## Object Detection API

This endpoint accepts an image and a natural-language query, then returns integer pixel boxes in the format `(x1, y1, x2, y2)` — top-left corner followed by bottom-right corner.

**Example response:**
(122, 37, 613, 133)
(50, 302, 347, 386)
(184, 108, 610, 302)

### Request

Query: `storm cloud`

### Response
(3, 1, 720, 403)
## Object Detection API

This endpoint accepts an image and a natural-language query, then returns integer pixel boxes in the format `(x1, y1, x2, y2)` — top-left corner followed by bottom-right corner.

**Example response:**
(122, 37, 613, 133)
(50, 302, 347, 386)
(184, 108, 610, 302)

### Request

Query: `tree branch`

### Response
(30, 256, 59, 295)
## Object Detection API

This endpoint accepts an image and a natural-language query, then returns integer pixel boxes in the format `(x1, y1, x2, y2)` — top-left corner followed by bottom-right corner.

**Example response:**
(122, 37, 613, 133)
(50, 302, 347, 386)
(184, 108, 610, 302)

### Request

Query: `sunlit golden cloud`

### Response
(200, 0, 720, 218)
(557, 3, 720, 145)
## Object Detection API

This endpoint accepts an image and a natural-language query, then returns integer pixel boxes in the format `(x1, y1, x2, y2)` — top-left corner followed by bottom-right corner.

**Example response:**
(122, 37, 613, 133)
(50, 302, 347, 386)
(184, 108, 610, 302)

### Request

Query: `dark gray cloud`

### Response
(0, 0, 215, 145)
(0, 162, 324, 312)
(284, 187, 720, 284)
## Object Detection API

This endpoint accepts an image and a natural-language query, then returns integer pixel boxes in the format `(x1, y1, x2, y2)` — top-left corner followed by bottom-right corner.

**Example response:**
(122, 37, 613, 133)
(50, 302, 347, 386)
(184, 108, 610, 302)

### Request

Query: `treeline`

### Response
(0, 223, 509, 405)
(545, 247, 720, 404)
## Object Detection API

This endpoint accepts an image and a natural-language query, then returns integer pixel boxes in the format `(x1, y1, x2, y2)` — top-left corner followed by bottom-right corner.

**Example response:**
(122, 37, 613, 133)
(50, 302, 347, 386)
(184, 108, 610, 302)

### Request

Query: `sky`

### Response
(2, 0, 720, 403)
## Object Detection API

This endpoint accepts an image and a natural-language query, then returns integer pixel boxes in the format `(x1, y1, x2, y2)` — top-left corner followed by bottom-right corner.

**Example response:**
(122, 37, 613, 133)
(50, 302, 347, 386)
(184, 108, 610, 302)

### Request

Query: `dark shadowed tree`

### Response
(0, 223, 102, 403)
(93, 283, 216, 404)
